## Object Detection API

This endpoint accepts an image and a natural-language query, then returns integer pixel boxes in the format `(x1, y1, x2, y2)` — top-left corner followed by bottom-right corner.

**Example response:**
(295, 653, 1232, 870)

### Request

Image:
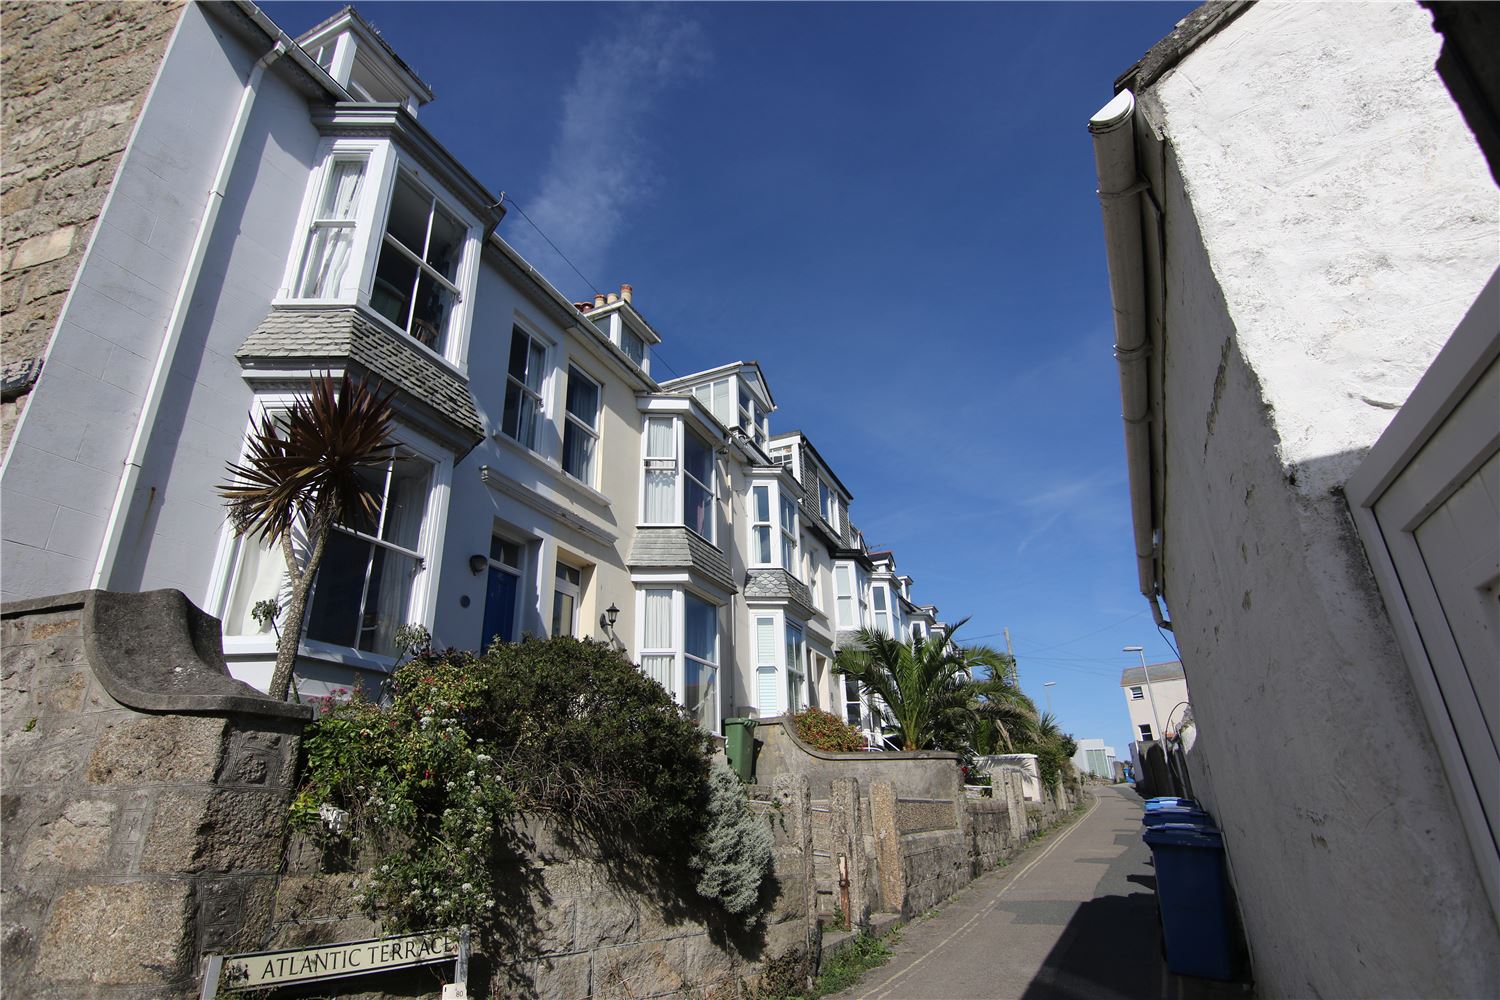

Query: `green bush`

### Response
(292, 637, 715, 937)
(792, 708, 865, 753)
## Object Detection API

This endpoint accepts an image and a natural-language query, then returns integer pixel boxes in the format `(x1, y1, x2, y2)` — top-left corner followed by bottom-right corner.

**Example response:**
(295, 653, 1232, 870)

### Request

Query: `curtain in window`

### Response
(369, 467, 427, 654)
(299, 159, 364, 298)
(643, 417, 676, 522)
(563, 370, 600, 482)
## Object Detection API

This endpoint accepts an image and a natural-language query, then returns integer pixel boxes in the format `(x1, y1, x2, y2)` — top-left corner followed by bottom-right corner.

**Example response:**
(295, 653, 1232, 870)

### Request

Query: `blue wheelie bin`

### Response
(1144, 796, 1197, 812)
(1143, 806, 1212, 829)
(1143, 824, 1237, 980)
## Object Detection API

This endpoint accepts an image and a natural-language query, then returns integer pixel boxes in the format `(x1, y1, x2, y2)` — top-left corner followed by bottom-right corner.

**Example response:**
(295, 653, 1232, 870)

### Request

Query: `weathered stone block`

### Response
(139, 790, 210, 873)
(17, 723, 90, 784)
(533, 952, 590, 1000)
(271, 873, 366, 923)
(198, 875, 278, 954)
(573, 893, 639, 951)
(595, 940, 682, 999)
(34, 882, 191, 985)
(20, 797, 115, 872)
(86, 714, 225, 784)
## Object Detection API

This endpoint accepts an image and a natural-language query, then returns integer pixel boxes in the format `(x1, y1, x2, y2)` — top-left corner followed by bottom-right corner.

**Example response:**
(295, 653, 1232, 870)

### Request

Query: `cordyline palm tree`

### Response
(834, 618, 1019, 752)
(218, 373, 395, 700)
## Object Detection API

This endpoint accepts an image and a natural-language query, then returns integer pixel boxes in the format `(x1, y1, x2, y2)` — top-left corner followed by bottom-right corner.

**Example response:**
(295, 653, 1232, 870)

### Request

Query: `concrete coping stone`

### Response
(764, 715, 962, 763)
(2, 589, 313, 721)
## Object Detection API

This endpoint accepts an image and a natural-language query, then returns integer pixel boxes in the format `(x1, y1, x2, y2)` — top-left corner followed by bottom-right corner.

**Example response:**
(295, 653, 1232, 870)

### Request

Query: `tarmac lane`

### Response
(832, 785, 1251, 1000)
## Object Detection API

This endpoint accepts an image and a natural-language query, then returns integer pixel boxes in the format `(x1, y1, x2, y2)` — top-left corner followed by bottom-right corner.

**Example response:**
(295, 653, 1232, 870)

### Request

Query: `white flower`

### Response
(461, 882, 473, 892)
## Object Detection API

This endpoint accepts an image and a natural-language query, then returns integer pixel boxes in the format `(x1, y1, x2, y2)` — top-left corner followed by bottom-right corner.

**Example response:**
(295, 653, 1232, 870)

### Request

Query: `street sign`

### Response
(200, 928, 468, 998)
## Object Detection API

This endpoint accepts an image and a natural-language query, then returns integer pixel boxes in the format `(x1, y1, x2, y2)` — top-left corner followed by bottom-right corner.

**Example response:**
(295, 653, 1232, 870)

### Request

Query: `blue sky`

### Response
(264, 0, 1196, 758)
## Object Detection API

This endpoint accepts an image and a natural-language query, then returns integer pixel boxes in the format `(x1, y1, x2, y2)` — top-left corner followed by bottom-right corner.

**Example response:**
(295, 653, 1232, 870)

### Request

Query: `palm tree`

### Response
(218, 373, 395, 700)
(968, 677, 1039, 754)
(834, 619, 1015, 752)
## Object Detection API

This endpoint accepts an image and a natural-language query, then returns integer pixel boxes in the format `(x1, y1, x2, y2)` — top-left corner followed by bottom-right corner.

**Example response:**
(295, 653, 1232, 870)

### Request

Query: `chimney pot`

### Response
(594, 292, 606, 308)
(606, 292, 619, 304)
(620, 283, 633, 304)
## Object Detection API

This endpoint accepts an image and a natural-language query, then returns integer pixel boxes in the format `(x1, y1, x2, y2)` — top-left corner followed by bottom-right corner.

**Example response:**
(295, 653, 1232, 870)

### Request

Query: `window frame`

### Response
(561, 363, 603, 486)
(750, 484, 774, 567)
(639, 415, 680, 527)
(819, 478, 840, 532)
(682, 425, 717, 545)
(551, 557, 583, 638)
(779, 490, 799, 573)
(501, 324, 552, 453)
(206, 392, 451, 670)
(280, 141, 480, 369)
(872, 584, 891, 637)
(1139, 724, 1154, 742)
(635, 586, 722, 734)
(785, 620, 806, 715)
(371, 166, 467, 354)
(834, 563, 857, 628)
(1129, 685, 1145, 701)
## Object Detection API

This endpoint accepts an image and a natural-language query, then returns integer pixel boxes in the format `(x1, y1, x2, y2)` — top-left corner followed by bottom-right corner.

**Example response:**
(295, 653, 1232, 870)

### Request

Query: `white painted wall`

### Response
(1140, 4, 1500, 995)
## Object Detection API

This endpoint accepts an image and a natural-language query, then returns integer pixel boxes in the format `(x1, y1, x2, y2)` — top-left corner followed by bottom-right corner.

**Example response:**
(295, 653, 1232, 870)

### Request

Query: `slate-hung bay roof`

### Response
(627, 527, 737, 594)
(744, 568, 816, 620)
(236, 307, 485, 452)
(1120, 661, 1185, 686)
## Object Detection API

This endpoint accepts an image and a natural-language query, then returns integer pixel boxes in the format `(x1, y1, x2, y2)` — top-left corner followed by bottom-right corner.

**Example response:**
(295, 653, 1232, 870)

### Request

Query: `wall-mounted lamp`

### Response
(468, 554, 488, 575)
(600, 603, 620, 633)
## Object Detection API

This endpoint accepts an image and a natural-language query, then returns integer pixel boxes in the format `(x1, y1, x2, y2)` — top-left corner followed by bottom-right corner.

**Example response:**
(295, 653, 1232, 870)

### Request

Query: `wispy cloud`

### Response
(509, 8, 711, 289)
(1014, 469, 1127, 555)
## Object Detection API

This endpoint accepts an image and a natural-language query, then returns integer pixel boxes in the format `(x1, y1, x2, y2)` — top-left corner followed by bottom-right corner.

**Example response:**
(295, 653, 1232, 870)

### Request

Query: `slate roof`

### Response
(1120, 661, 1185, 686)
(627, 527, 737, 594)
(743, 569, 816, 619)
(236, 307, 484, 449)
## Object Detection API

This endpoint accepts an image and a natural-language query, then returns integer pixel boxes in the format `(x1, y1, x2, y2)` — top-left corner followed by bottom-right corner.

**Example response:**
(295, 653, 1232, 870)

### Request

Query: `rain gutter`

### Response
(1089, 89, 1170, 630)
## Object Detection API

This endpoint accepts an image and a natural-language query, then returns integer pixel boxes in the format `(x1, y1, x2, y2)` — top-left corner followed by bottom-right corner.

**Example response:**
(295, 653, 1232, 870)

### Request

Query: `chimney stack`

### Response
(594, 292, 606, 308)
(620, 283, 633, 305)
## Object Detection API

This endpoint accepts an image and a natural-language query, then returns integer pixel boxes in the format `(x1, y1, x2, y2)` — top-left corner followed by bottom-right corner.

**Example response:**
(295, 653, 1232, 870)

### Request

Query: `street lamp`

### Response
(1043, 680, 1057, 715)
(1123, 645, 1164, 745)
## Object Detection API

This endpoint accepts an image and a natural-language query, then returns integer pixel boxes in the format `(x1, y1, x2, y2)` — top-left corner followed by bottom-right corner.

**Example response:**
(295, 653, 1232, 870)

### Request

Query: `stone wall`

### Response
(0, 589, 310, 999)
(266, 775, 819, 999)
(0, 1, 184, 454)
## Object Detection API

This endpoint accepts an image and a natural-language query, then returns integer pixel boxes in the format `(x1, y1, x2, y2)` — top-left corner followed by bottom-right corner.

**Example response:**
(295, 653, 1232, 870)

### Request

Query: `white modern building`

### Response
(1118, 659, 1188, 749)
(0, 2, 957, 741)
(1070, 738, 1116, 782)
(1090, 2, 1499, 995)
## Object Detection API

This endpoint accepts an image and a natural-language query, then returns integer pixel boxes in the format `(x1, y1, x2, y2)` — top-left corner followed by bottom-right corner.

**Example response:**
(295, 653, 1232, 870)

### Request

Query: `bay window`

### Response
(642, 417, 678, 523)
(370, 168, 465, 351)
(296, 155, 367, 298)
(786, 623, 806, 714)
(683, 594, 719, 731)
(563, 365, 601, 484)
(873, 586, 891, 636)
(637, 588, 720, 732)
(755, 615, 778, 715)
(751, 486, 773, 565)
(835, 564, 856, 627)
(691, 378, 733, 426)
(502, 328, 547, 449)
(304, 451, 430, 655)
(683, 429, 716, 543)
(780, 493, 799, 571)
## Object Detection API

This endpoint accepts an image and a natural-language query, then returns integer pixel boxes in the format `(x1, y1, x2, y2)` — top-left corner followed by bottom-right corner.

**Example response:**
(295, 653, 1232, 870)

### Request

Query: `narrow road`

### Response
(833, 785, 1250, 1000)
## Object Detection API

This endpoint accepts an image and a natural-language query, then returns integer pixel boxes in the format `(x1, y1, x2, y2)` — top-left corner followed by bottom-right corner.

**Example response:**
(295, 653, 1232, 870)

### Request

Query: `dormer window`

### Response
(621, 327, 646, 367)
(738, 386, 768, 445)
(819, 478, 840, 532)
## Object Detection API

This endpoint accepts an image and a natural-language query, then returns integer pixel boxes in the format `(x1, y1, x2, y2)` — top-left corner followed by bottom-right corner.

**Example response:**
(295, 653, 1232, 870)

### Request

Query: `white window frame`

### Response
(551, 557, 582, 638)
(502, 324, 552, 453)
(834, 563, 856, 628)
(370, 166, 468, 355)
(872, 585, 891, 637)
(779, 489, 799, 574)
(206, 392, 451, 669)
(1130, 685, 1145, 701)
(750, 484, 774, 567)
(785, 620, 806, 715)
(639, 415, 680, 527)
(820, 478, 840, 532)
(562, 363, 602, 486)
(635, 586, 721, 734)
(280, 141, 480, 369)
(1139, 724, 1154, 742)
(682, 424, 717, 545)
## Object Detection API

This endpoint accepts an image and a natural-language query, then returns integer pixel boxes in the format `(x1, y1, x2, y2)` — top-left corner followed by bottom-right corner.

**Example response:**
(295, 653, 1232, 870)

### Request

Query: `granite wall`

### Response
(0, 589, 311, 999)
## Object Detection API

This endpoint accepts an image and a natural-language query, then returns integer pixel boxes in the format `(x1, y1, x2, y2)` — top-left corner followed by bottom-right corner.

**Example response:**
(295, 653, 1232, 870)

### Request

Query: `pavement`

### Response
(828, 785, 1255, 1000)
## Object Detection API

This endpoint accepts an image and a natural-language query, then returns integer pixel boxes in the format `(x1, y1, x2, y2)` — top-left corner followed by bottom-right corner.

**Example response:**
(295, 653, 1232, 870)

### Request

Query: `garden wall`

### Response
(0, 589, 311, 999)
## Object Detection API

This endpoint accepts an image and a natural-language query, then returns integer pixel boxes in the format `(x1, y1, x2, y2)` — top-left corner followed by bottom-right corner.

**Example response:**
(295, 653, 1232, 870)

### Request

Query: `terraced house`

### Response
(0, 1, 947, 737)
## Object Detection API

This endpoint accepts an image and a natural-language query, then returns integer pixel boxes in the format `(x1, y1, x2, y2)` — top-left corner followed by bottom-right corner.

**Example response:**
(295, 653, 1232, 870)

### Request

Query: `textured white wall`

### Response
(1144, 3, 1500, 996)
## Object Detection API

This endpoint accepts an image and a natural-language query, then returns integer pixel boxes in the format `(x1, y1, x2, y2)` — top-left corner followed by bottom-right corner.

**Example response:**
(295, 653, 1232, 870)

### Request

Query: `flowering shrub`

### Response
(291, 637, 716, 938)
(792, 708, 866, 753)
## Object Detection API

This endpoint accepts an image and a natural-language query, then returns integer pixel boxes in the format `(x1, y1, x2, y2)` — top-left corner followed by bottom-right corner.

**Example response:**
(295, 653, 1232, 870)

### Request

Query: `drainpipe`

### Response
(92, 41, 288, 589)
(1089, 90, 1170, 630)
